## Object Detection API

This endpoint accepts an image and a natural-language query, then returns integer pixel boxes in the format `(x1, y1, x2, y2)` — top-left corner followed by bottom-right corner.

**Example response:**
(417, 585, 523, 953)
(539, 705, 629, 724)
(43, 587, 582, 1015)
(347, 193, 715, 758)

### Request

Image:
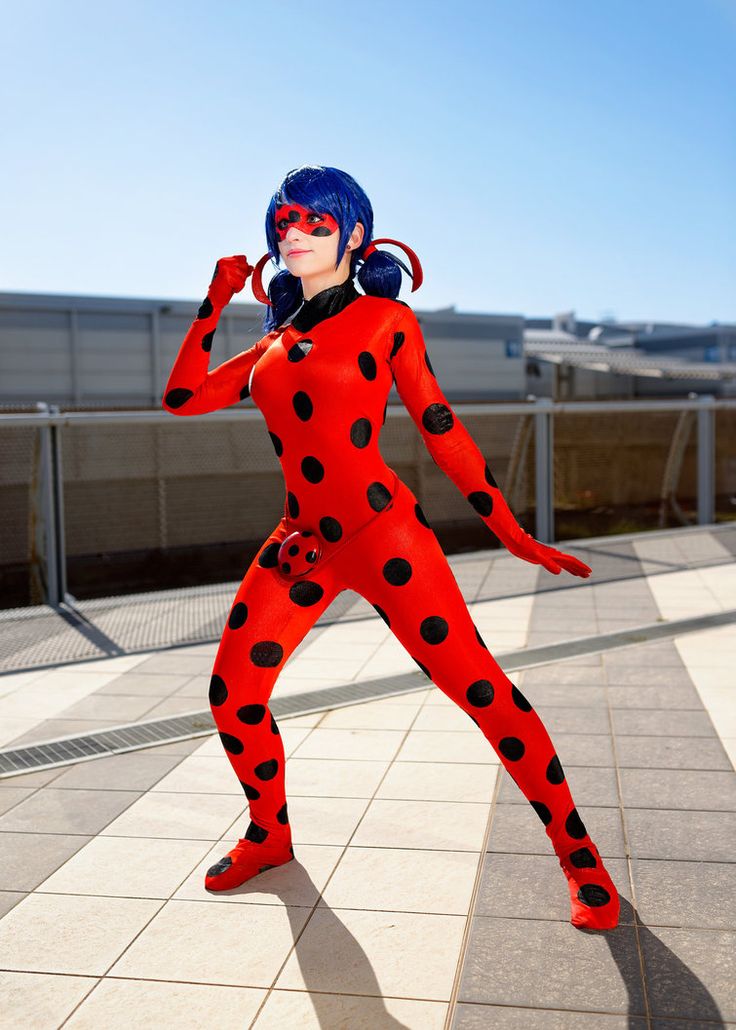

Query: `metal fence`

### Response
(1, 394, 734, 610)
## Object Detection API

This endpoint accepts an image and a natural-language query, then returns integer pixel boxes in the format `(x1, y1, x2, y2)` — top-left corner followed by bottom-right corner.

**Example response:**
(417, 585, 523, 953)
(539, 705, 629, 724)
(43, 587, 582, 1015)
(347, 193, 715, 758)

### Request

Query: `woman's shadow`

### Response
(210, 856, 413, 1028)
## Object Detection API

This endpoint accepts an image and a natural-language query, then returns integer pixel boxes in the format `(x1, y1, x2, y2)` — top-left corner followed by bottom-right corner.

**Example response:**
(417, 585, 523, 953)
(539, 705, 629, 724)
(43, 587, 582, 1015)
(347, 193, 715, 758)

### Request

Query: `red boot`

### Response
(555, 839, 620, 930)
(205, 821, 294, 892)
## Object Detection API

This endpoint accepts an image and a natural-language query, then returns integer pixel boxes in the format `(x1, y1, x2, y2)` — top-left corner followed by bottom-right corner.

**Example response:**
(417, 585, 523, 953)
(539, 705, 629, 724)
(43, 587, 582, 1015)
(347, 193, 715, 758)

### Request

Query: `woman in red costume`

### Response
(162, 165, 620, 930)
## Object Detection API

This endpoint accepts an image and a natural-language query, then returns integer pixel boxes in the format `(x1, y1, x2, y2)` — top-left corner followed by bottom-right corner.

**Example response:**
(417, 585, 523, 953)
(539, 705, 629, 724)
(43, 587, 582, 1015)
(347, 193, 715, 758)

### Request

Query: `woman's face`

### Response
(275, 201, 359, 279)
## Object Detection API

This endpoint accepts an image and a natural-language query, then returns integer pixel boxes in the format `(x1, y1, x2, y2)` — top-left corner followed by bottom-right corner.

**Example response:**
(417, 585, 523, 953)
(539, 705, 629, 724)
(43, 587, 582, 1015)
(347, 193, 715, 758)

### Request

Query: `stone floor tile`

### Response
(49, 750, 184, 791)
(36, 835, 213, 900)
(611, 709, 717, 737)
(0, 789, 141, 835)
(318, 845, 478, 914)
(109, 899, 311, 986)
(640, 925, 736, 1021)
(625, 808, 736, 862)
(453, 1004, 646, 1028)
(0, 832, 93, 892)
(457, 917, 644, 1013)
(275, 907, 466, 1001)
(252, 990, 447, 1030)
(631, 858, 736, 929)
(350, 797, 490, 851)
(615, 735, 731, 770)
(100, 790, 245, 841)
(606, 685, 708, 709)
(475, 852, 632, 923)
(0, 971, 98, 1030)
(619, 768, 736, 810)
(376, 761, 499, 804)
(64, 978, 265, 1030)
(0, 893, 161, 975)
(0, 891, 26, 919)
(533, 705, 611, 734)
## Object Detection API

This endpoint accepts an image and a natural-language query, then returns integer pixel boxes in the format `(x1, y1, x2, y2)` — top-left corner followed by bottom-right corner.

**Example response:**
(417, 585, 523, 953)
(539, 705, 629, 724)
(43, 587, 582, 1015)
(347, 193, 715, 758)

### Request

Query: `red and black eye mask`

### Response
(274, 202, 338, 241)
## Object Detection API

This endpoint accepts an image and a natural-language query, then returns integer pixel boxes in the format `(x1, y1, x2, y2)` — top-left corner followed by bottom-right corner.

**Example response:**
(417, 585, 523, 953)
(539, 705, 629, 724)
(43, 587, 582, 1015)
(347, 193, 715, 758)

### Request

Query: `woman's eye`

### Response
(276, 219, 288, 230)
(307, 212, 323, 222)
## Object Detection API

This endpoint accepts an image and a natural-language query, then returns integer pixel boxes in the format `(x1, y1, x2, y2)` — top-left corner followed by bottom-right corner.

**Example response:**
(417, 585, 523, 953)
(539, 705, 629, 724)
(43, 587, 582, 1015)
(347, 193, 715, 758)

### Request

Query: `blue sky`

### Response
(2, 0, 734, 325)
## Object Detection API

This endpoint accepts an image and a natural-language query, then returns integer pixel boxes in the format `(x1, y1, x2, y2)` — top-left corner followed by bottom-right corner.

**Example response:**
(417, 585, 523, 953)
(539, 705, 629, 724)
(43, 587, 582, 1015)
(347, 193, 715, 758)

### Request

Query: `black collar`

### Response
(290, 276, 361, 333)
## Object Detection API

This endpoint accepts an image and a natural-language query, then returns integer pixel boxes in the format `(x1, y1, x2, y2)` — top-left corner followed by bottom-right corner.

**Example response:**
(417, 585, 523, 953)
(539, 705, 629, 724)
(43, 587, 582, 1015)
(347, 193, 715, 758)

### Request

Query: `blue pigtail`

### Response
(260, 164, 410, 332)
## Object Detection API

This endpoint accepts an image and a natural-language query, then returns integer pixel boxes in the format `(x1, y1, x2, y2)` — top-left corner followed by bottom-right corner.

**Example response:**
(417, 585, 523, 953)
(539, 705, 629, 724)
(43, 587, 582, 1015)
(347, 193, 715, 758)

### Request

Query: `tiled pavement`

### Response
(0, 524, 734, 1028)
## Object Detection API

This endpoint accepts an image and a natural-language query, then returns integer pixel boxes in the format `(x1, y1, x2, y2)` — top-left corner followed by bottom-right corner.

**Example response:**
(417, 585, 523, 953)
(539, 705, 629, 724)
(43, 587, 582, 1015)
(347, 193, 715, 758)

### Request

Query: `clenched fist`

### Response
(206, 254, 254, 310)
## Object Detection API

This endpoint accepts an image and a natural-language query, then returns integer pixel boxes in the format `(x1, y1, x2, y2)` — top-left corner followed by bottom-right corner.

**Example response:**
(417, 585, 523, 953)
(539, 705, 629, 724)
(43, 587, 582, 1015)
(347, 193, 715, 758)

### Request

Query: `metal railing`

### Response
(1, 394, 733, 610)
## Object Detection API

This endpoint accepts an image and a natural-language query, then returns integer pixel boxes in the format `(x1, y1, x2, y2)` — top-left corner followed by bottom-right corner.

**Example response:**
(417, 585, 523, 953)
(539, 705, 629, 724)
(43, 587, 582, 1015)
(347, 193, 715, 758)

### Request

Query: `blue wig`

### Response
(261, 165, 406, 332)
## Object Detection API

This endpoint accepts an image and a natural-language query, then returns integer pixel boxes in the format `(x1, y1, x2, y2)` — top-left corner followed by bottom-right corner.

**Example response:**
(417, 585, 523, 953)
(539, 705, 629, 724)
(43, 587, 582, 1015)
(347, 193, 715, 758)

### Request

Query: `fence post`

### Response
(49, 405, 69, 604)
(696, 393, 715, 525)
(533, 396, 555, 543)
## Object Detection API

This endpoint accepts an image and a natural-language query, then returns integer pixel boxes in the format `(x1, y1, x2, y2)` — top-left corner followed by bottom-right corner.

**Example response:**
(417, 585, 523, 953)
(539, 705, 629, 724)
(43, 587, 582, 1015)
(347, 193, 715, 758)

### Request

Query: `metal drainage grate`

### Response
(1, 607, 735, 778)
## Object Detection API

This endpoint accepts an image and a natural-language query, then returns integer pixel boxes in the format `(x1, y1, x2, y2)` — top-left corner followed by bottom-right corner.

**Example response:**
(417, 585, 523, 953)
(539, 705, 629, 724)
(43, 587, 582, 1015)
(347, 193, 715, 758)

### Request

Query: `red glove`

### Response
(206, 254, 254, 310)
(494, 525, 592, 578)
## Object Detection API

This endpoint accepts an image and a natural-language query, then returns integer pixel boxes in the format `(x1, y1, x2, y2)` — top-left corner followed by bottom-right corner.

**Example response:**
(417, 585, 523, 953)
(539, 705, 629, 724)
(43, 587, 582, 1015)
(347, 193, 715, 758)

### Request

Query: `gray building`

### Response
(1, 291, 733, 408)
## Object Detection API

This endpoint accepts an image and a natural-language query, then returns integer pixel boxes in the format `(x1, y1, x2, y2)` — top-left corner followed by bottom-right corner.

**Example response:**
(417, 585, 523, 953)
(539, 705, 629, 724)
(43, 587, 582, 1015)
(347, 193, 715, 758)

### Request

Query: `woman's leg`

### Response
(341, 480, 619, 930)
(205, 519, 342, 890)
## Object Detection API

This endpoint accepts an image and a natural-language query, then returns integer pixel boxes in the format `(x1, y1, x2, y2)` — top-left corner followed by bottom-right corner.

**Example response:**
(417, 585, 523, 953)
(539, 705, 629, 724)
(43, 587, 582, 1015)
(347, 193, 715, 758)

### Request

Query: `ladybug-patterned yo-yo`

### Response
(277, 529, 322, 577)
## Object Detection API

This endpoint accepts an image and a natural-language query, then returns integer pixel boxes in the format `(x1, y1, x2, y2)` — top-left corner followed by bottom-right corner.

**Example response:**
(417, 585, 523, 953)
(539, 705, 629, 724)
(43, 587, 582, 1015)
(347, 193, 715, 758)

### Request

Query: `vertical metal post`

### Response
(697, 393, 715, 525)
(49, 405, 69, 603)
(534, 396, 555, 542)
(30, 403, 59, 605)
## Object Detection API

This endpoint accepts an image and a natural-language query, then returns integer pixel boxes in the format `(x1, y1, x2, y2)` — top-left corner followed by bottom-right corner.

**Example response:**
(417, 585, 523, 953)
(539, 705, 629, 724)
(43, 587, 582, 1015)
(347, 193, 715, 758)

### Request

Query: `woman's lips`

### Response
(288, 250, 310, 256)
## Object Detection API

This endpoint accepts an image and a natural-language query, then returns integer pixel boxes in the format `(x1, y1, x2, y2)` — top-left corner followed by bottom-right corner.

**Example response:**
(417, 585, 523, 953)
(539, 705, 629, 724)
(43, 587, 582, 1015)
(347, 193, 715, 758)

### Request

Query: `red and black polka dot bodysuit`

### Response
(161, 275, 620, 929)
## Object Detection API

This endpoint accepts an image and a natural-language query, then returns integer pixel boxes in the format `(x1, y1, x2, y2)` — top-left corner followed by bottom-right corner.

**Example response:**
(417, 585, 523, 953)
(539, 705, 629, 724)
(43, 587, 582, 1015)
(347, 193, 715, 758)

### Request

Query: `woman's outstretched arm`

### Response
(389, 303, 591, 578)
(162, 255, 272, 416)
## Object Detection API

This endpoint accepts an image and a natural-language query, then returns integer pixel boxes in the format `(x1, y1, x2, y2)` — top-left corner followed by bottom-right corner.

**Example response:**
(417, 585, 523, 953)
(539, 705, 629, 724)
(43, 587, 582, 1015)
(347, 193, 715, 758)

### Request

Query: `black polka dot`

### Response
(466, 679, 494, 707)
(254, 758, 278, 780)
(209, 675, 227, 707)
(390, 331, 405, 358)
(499, 736, 525, 761)
(237, 704, 266, 725)
(414, 503, 430, 528)
(293, 391, 313, 420)
(531, 801, 552, 825)
(228, 602, 248, 630)
(240, 781, 260, 800)
(546, 755, 565, 784)
(468, 491, 494, 517)
(288, 544, 299, 556)
(287, 492, 300, 518)
(578, 883, 611, 907)
(250, 641, 284, 667)
(258, 542, 280, 568)
(511, 685, 533, 711)
(270, 712, 280, 734)
(301, 456, 324, 483)
(484, 463, 498, 488)
(413, 656, 431, 678)
(288, 339, 313, 361)
(207, 856, 231, 877)
(320, 516, 343, 542)
(281, 562, 291, 574)
(201, 329, 215, 353)
(350, 418, 372, 448)
(269, 431, 283, 457)
(422, 403, 454, 435)
(569, 847, 596, 869)
(474, 626, 489, 650)
(289, 580, 324, 607)
(367, 481, 392, 511)
(277, 802, 289, 824)
(219, 731, 243, 755)
(420, 615, 449, 644)
(197, 297, 213, 320)
(244, 820, 269, 844)
(373, 603, 391, 626)
(358, 351, 377, 380)
(383, 557, 413, 586)
(565, 808, 588, 839)
(164, 387, 194, 409)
